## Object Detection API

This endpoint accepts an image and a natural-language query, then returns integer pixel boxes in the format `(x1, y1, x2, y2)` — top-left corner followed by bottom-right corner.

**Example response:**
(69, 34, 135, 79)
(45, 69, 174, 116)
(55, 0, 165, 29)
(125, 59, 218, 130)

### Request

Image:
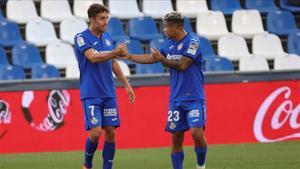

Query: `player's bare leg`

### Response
(83, 127, 102, 169)
(171, 132, 185, 169)
(102, 126, 116, 169)
(191, 127, 207, 169)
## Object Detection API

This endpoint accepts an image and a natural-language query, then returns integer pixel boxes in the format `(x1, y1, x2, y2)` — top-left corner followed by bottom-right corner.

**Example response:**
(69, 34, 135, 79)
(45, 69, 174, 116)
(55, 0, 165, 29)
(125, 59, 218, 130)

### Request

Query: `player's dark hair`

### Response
(162, 11, 184, 27)
(88, 3, 109, 19)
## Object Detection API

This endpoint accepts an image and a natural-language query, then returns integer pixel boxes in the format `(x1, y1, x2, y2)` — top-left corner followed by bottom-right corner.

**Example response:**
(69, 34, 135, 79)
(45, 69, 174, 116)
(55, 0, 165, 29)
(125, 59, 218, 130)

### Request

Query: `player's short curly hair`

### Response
(162, 11, 184, 27)
(88, 3, 109, 19)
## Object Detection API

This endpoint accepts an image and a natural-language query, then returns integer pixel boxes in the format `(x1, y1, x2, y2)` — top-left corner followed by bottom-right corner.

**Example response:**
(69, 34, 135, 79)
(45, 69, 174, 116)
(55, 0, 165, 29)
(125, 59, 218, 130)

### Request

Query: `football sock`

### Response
(195, 146, 207, 167)
(102, 141, 115, 169)
(84, 137, 98, 169)
(171, 151, 184, 169)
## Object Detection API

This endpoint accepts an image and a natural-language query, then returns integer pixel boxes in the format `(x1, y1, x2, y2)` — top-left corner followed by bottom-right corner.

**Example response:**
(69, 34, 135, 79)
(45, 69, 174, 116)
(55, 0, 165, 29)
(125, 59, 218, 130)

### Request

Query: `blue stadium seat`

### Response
(0, 19, 23, 47)
(0, 65, 25, 80)
(0, 47, 9, 65)
(288, 31, 300, 55)
(267, 11, 299, 36)
(107, 17, 129, 43)
(12, 42, 43, 68)
(184, 17, 194, 34)
(198, 36, 215, 57)
(210, 0, 242, 15)
(116, 39, 144, 65)
(31, 64, 60, 79)
(128, 16, 162, 42)
(136, 63, 164, 74)
(280, 0, 300, 13)
(149, 38, 166, 51)
(204, 56, 234, 71)
(245, 0, 278, 13)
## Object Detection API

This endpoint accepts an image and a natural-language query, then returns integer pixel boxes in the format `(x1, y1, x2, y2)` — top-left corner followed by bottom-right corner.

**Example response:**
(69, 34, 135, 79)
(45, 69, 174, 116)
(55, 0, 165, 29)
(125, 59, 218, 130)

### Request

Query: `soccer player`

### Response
(121, 11, 207, 169)
(74, 4, 135, 169)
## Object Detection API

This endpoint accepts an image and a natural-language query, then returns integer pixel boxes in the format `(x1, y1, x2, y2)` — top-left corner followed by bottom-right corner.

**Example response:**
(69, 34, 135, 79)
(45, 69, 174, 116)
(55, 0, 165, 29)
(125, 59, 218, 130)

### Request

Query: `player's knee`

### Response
(104, 127, 116, 142)
(89, 127, 102, 141)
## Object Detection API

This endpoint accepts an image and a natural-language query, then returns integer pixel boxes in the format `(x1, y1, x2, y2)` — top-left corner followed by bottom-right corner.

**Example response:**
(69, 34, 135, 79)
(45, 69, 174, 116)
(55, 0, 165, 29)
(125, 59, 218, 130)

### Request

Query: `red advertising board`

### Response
(0, 80, 299, 153)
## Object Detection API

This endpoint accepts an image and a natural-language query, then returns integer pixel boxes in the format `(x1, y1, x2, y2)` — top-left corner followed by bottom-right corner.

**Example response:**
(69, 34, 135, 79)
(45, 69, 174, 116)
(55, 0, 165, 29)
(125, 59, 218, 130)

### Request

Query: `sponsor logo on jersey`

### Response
(104, 108, 117, 117)
(189, 109, 200, 118)
(166, 54, 182, 60)
(177, 43, 183, 50)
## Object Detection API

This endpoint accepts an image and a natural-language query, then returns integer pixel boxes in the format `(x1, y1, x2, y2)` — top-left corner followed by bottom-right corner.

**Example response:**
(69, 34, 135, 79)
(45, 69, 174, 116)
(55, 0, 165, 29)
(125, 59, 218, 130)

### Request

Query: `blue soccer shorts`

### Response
(166, 100, 206, 133)
(81, 98, 120, 131)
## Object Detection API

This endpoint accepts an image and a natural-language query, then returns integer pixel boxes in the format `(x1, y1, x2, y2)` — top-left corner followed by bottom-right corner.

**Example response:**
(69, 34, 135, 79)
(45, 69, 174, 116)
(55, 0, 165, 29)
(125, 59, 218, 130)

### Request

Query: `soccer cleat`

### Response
(82, 165, 92, 169)
(197, 164, 205, 169)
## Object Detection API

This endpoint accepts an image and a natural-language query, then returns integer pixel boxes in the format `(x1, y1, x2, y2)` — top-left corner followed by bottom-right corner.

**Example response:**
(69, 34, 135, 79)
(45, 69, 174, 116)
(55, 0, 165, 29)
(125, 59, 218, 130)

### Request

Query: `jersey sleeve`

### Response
(74, 34, 91, 54)
(181, 39, 201, 60)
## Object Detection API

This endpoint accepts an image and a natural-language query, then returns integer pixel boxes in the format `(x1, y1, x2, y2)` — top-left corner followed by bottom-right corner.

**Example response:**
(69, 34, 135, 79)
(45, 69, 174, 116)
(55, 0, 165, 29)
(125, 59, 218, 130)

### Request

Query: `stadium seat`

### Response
(198, 36, 215, 56)
(128, 16, 162, 42)
(196, 11, 229, 40)
(73, 0, 104, 21)
(113, 61, 131, 77)
(204, 56, 234, 71)
(46, 42, 78, 69)
(184, 17, 194, 34)
(210, 0, 242, 15)
(31, 64, 60, 79)
(232, 10, 264, 39)
(274, 54, 300, 70)
(106, 17, 129, 43)
(280, 0, 300, 12)
(252, 33, 286, 59)
(245, 0, 278, 13)
(0, 7, 4, 19)
(109, 0, 143, 19)
(218, 34, 250, 61)
(239, 55, 269, 71)
(12, 42, 43, 68)
(66, 64, 80, 78)
(149, 38, 166, 51)
(0, 20, 23, 47)
(0, 65, 25, 80)
(0, 47, 9, 65)
(41, 0, 73, 23)
(143, 0, 173, 19)
(6, 0, 40, 24)
(60, 18, 88, 45)
(136, 62, 164, 74)
(176, 0, 208, 18)
(26, 19, 59, 47)
(288, 31, 300, 55)
(267, 11, 298, 36)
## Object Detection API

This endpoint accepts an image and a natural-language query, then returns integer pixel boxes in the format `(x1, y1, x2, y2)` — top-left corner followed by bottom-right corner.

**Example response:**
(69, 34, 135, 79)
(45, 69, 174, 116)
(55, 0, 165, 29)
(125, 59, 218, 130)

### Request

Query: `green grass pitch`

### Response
(0, 141, 299, 169)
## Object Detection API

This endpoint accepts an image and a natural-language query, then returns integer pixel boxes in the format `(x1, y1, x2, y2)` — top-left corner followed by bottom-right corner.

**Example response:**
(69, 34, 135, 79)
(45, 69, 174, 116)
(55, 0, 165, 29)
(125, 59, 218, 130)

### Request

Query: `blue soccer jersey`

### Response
(74, 29, 116, 100)
(159, 33, 205, 101)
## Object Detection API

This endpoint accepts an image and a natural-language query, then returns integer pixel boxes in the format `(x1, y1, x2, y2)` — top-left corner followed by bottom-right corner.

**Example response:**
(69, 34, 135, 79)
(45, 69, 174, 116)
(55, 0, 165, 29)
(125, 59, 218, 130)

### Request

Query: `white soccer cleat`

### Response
(197, 164, 205, 169)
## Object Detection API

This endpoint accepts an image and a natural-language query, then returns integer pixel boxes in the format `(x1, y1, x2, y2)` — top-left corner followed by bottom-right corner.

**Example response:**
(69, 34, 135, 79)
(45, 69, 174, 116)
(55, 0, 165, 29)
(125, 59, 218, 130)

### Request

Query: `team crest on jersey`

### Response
(91, 117, 98, 125)
(77, 37, 85, 47)
(177, 43, 183, 50)
(170, 122, 176, 130)
(105, 39, 111, 46)
(187, 41, 199, 55)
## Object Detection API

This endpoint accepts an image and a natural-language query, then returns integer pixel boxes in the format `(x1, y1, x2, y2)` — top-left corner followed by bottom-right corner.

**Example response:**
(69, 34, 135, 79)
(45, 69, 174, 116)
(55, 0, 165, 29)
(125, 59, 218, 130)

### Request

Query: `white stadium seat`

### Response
(176, 0, 208, 18)
(26, 19, 59, 47)
(143, 0, 173, 19)
(66, 64, 80, 79)
(46, 42, 77, 69)
(113, 61, 131, 77)
(73, 0, 103, 21)
(109, 0, 143, 19)
(232, 10, 264, 39)
(196, 11, 229, 40)
(274, 54, 300, 70)
(6, 0, 40, 24)
(41, 0, 73, 23)
(60, 18, 88, 45)
(218, 34, 250, 61)
(252, 33, 286, 60)
(239, 55, 269, 71)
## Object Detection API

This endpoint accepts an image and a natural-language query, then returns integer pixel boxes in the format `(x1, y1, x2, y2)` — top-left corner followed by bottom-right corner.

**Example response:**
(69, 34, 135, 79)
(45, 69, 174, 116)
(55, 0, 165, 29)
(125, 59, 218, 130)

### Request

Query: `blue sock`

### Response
(84, 138, 98, 168)
(195, 146, 207, 167)
(171, 151, 184, 169)
(102, 142, 115, 169)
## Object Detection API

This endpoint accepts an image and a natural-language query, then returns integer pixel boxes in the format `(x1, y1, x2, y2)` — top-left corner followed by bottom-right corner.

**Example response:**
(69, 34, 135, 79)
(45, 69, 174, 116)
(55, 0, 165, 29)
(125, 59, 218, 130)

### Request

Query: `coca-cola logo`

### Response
(0, 99, 11, 139)
(254, 86, 300, 142)
(22, 90, 70, 132)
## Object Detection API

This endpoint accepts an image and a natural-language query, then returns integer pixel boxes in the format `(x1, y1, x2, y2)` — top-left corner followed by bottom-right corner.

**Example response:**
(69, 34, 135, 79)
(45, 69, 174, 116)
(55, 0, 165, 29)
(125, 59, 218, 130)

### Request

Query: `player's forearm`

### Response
(112, 61, 130, 86)
(127, 54, 157, 64)
(91, 50, 119, 63)
(159, 58, 185, 71)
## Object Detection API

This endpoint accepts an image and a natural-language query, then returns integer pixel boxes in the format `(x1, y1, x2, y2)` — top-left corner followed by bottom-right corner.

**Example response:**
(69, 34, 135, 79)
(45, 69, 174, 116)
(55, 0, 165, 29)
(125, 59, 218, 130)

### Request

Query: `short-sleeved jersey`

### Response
(74, 29, 116, 100)
(159, 33, 205, 101)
